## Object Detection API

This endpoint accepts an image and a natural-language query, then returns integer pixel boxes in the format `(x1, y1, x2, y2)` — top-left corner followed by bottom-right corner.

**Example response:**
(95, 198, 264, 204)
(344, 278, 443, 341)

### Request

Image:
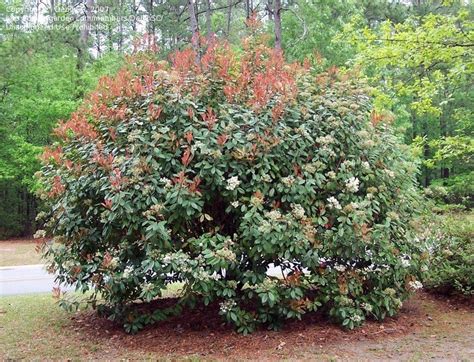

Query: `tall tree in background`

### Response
(344, 2, 473, 196)
(188, 0, 200, 60)
(273, 0, 282, 50)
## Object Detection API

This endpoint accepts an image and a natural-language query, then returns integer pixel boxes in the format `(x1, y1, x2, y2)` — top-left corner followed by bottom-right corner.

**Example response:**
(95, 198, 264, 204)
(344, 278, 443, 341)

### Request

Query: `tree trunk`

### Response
(423, 121, 430, 187)
(76, 0, 94, 98)
(274, 0, 282, 50)
(205, 0, 212, 40)
(245, 0, 250, 20)
(80, 0, 94, 55)
(226, 0, 232, 36)
(267, 0, 273, 21)
(95, 26, 101, 56)
(49, 0, 56, 23)
(131, 0, 138, 32)
(188, 0, 200, 62)
(118, 0, 124, 52)
(440, 111, 449, 179)
(148, 0, 155, 36)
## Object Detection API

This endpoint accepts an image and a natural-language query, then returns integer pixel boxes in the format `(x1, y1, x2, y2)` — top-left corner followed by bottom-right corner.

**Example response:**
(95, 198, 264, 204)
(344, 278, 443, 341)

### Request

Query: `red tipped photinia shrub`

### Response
(37, 35, 425, 334)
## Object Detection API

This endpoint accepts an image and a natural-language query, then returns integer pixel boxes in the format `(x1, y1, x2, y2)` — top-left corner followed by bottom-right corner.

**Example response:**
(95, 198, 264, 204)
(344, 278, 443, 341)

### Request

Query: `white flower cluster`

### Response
(267, 210, 282, 221)
(194, 267, 220, 281)
(363, 264, 391, 274)
(291, 204, 305, 219)
(35, 211, 47, 221)
(303, 164, 316, 174)
(333, 264, 347, 272)
(219, 299, 237, 313)
(127, 129, 142, 142)
(191, 140, 206, 153)
(215, 247, 237, 262)
(316, 135, 335, 145)
(345, 177, 360, 193)
(341, 160, 355, 169)
(161, 251, 192, 272)
(351, 314, 363, 323)
(122, 265, 134, 278)
(385, 169, 396, 178)
(282, 175, 296, 187)
(258, 220, 272, 233)
(231, 201, 240, 208)
(327, 196, 342, 210)
(160, 177, 172, 188)
(142, 282, 155, 293)
(261, 174, 272, 182)
(362, 161, 370, 170)
(384, 287, 396, 296)
(143, 204, 164, 219)
(226, 176, 240, 191)
(400, 257, 411, 268)
(33, 229, 46, 239)
(339, 296, 354, 306)
(361, 303, 373, 313)
(408, 280, 423, 291)
(326, 171, 337, 180)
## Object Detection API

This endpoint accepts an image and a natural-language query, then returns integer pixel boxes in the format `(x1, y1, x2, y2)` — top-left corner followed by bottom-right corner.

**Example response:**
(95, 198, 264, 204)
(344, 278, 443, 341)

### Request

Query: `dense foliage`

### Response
(418, 211, 474, 297)
(343, 5, 473, 192)
(37, 37, 424, 333)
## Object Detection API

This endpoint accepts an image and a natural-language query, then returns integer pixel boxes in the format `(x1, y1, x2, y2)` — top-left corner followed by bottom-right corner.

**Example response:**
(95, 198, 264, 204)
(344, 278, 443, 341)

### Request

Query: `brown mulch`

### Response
(67, 292, 470, 359)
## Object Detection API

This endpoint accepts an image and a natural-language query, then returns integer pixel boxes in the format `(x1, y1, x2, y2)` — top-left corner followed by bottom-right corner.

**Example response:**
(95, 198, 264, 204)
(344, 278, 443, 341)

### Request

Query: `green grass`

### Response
(0, 283, 185, 359)
(0, 293, 102, 359)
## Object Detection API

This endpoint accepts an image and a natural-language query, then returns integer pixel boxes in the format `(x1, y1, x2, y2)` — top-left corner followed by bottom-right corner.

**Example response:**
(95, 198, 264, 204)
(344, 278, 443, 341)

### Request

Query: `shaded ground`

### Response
(0, 239, 42, 267)
(1, 292, 472, 360)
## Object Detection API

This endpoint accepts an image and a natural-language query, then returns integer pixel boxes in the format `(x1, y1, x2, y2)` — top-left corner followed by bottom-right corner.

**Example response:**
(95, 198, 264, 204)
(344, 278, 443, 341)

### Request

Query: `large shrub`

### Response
(418, 211, 474, 297)
(37, 37, 424, 334)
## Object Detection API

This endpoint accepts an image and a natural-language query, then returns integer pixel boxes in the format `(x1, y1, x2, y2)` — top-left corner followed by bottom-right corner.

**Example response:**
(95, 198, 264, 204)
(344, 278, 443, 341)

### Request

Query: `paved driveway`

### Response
(0, 264, 58, 296)
(0, 263, 287, 296)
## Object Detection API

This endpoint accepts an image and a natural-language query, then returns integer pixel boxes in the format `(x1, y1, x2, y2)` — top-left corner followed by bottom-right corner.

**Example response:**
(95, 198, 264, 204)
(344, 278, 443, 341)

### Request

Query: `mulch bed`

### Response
(68, 292, 465, 359)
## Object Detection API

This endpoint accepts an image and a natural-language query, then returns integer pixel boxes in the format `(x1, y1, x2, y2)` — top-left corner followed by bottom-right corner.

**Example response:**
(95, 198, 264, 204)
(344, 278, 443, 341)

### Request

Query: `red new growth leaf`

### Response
(48, 176, 65, 198)
(217, 134, 229, 146)
(92, 151, 114, 170)
(202, 107, 217, 130)
(293, 164, 302, 177)
(187, 107, 194, 119)
(188, 176, 201, 193)
(181, 147, 192, 167)
(54, 113, 98, 140)
(173, 171, 186, 185)
(109, 168, 125, 190)
(370, 111, 384, 126)
(41, 146, 63, 164)
(101, 199, 113, 209)
(184, 131, 193, 143)
(148, 103, 162, 121)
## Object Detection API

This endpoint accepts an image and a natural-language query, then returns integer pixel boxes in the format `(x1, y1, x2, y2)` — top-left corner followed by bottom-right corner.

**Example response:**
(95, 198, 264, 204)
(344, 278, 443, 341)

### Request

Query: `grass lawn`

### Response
(0, 239, 42, 267)
(1, 292, 473, 360)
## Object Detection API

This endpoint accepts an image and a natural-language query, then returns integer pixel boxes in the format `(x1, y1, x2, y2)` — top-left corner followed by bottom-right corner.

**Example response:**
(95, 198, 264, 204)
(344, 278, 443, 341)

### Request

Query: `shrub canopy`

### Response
(38, 36, 425, 334)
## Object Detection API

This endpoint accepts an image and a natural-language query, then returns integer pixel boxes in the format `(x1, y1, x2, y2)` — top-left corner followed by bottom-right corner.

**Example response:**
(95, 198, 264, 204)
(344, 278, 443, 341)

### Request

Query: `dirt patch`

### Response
(69, 292, 474, 360)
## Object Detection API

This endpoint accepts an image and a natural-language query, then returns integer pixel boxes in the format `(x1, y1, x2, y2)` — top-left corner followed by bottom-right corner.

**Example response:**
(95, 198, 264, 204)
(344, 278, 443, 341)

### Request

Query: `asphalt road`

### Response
(0, 264, 59, 296)
(0, 263, 286, 296)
